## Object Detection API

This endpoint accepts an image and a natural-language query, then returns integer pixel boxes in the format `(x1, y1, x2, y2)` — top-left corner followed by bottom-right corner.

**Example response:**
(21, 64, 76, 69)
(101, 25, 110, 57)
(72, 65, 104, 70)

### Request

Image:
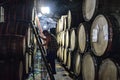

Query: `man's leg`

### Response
(50, 58, 56, 74)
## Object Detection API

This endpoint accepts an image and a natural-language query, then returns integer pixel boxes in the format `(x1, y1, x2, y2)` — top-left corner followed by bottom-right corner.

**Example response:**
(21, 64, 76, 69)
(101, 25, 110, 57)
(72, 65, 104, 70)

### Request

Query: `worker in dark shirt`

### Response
(40, 30, 58, 74)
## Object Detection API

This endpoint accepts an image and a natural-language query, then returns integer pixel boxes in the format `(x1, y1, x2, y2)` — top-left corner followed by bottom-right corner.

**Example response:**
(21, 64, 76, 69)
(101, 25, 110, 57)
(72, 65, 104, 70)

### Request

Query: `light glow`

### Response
(43, 25, 47, 29)
(41, 7, 50, 14)
(37, 13, 42, 17)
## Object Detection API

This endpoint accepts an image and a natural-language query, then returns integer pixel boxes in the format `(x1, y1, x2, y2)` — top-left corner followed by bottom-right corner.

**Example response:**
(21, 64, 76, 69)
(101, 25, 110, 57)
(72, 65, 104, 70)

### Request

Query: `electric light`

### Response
(41, 7, 50, 14)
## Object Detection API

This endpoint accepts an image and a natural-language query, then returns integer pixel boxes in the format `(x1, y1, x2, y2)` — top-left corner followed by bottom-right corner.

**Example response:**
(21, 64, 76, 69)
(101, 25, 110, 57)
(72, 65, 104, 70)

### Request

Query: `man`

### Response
(40, 30, 58, 74)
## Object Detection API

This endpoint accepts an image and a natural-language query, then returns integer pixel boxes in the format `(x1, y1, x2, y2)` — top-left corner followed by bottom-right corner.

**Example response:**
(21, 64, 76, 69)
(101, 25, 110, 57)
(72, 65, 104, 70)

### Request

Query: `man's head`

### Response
(43, 30, 50, 36)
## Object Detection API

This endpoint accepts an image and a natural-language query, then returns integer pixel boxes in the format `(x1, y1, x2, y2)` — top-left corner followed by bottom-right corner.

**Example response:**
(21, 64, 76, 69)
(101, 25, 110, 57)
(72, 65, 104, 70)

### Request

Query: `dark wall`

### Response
(1, 0, 34, 22)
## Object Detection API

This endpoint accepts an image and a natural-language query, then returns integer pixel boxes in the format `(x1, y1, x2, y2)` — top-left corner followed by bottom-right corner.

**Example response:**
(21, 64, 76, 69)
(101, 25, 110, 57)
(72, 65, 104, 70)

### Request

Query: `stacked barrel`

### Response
(0, 0, 37, 80)
(56, 0, 120, 80)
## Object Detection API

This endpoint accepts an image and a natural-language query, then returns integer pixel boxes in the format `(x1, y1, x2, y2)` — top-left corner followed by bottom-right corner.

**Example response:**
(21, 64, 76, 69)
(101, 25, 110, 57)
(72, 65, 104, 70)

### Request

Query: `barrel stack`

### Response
(56, 0, 120, 80)
(56, 1, 85, 79)
(0, 0, 37, 80)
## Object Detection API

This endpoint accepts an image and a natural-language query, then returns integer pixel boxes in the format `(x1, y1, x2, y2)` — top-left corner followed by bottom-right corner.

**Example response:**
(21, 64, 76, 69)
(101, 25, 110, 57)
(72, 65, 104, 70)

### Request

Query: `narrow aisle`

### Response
(54, 61, 73, 80)
(26, 51, 47, 80)
(26, 50, 73, 80)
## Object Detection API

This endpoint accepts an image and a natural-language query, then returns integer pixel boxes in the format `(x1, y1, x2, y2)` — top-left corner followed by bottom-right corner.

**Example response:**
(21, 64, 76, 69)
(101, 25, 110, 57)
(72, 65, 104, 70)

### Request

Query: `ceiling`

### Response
(35, 0, 82, 30)
(36, 0, 81, 21)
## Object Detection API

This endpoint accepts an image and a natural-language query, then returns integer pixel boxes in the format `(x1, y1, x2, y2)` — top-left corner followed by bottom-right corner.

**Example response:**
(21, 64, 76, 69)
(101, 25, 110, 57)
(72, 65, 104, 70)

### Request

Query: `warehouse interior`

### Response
(0, 0, 120, 80)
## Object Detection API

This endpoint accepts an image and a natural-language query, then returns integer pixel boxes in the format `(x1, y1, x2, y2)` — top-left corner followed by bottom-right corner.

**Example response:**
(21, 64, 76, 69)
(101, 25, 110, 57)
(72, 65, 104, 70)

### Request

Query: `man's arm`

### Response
(40, 36, 49, 46)
(39, 35, 47, 40)
(40, 42, 47, 46)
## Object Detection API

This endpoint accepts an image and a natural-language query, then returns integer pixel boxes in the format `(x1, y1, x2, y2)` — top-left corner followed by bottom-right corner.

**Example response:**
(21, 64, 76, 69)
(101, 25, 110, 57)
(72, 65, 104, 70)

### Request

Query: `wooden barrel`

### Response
(90, 13, 120, 57)
(57, 47, 61, 60)
(15, 23, 32, 47)
(98, 58, 120, 80)
(0, 22, 31, 49)
(64, 29, 70, 48)
(67, 10, 72, 29)
(73, 51, 82, 77)
(4, 0, 34, 22)
(67, 51, 72, 70)
(63, 48, 68, 65)
(67, 2, 84, 29)
(82, 0, 98, 21)
(82, 0, 120, 21)
(18, 61, 24, 80)
(0, 6, 4, 22)
(28, 53, 32, 72)
(59, 32, 62, 46)
(60, 17, 64, 32)
(56, 34, 60, 45)
(26, 26, 31, 48)
(27, 26, 36, 50)
(61, 31, 65, 47)
(67, 10, 84, 29)
(61, 15, 67, 31)
(56, 20, 60, 33)
(0, 34, 26, 59)
(58, 18, 64, 33)
(59, 47, 64, 62)
(25, 52, 29, 74)
(57, 33, 62, 46)
(0, 60, 24, 80)
(69, 28, 78, 51)
(62, 47, 65, 62)
(33, 35, 37, 55)
(82, 52, 98, 80)
(82, 0, 97, 21)
(78, 22, 90, 53)
(63, 16, 67, 31)
(56, 19, 61, 33)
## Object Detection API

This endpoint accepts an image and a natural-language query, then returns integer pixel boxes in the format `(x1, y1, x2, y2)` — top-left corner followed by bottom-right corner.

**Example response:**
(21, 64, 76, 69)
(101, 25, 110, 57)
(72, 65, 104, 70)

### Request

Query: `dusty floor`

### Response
(26, 51, 73, 80)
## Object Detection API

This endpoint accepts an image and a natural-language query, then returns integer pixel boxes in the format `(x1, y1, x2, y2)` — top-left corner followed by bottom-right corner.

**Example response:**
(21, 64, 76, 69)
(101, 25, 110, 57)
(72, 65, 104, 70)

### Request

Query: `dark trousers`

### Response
(46, 50, 56, 74)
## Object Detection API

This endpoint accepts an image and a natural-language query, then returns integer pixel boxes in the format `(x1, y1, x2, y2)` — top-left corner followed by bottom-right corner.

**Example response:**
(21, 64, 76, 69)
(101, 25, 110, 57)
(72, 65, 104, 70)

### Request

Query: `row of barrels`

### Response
(56, 1, 120, 79)
(0, 0, 37, 80)
(57, 13, 120, 57)
(57, 47, 120, 80)
(57, 24, 90, 53)
(0, 22, 37, 80)
(56, 0, 120, 33)
(57, 13, 120, 80)
(58, 14, 120, 80)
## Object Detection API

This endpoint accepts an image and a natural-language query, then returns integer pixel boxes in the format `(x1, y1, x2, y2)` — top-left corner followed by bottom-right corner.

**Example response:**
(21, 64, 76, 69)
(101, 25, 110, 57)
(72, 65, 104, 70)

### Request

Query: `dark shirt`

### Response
(47, 34, 58, 52)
